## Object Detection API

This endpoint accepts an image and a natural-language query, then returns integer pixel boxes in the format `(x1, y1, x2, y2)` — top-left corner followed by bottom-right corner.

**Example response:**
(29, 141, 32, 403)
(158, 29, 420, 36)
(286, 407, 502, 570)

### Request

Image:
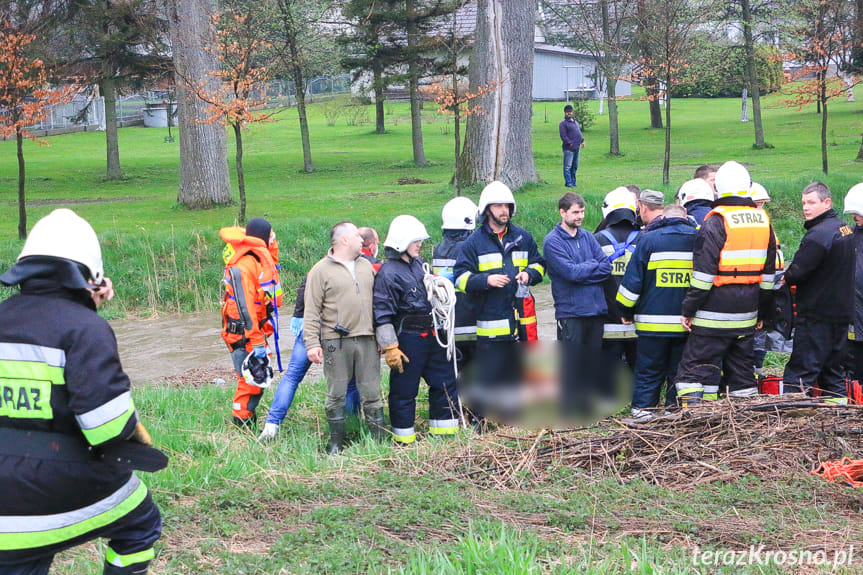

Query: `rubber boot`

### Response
(104, 560, 150, 574)
(232, 414, 257, 430)
(365, 407, 388, 442)
(675, 382, 704, 408)
(326, 413, 346, 455)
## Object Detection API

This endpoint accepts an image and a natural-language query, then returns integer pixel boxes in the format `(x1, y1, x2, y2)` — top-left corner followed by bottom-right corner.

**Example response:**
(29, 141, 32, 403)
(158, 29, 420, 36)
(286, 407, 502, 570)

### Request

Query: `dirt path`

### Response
(112, 284, 557, 386)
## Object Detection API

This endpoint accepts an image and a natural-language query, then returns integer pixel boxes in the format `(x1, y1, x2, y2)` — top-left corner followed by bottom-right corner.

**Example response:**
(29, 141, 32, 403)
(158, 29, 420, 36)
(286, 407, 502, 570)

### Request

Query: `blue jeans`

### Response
(563, 148, 580, 187)
(266, 334, 360, 424)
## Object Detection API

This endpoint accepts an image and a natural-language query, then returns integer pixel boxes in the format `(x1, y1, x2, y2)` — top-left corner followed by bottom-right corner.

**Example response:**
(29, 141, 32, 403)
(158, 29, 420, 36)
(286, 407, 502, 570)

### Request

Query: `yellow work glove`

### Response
(382, 344, 409, 374)
(131, 421, 153, 446)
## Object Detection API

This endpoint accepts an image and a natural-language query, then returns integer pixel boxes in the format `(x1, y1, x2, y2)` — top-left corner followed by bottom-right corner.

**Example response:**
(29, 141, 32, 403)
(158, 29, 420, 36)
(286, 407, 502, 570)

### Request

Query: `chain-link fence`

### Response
(20, 75, 352, 137)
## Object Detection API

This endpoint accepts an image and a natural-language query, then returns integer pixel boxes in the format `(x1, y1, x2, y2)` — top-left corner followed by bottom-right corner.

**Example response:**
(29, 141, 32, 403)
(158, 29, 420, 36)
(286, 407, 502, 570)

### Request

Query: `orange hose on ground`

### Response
(812, 458, 863, 488)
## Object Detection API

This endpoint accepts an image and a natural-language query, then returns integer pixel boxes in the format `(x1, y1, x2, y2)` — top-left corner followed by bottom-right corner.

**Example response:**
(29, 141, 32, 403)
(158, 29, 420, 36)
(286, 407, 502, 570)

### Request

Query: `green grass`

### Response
(47, 375, 863, 574)
(1, 88, 861, 316)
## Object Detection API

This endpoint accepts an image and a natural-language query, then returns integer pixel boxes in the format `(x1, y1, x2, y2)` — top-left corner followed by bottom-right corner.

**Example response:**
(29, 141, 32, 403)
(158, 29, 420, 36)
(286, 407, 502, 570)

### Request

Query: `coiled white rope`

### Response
(422, 262, 466, 428)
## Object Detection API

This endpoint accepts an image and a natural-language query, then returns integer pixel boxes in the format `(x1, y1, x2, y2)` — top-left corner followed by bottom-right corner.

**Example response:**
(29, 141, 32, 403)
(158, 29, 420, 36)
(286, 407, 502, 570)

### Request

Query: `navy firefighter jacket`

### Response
(616, 216, 698, 337)
(373, 251, 433, 333)
(454, 221, 544, 340)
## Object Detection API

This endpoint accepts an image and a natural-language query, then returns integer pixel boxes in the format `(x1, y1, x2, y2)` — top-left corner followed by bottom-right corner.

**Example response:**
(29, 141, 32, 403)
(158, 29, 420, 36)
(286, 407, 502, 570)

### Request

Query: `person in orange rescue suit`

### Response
(674, 161, 776, 403)
(220, 218, 282, 428)
(0, 209, 162, 575)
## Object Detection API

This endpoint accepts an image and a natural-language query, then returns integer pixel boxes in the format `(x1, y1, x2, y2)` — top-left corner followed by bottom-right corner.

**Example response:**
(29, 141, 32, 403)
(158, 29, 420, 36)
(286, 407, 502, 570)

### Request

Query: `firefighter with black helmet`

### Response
(0, 209, 162, 575)
(375, 215, 459, 443)
(674, 161, 777, 402)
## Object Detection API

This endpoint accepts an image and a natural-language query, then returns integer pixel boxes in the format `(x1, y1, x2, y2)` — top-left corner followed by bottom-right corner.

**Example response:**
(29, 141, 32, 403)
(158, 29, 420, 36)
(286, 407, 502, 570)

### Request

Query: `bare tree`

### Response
(166, 0, 232, 208)
(457, 0, 538, 190)
(637, 0, 707, 184)
(635, 0, 663, 128)
(542, 0, 638, 156)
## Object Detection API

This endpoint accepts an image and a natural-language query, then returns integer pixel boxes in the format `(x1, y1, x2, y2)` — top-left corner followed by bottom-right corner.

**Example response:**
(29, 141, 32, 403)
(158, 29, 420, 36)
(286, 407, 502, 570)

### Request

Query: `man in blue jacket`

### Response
(559, 105, 585, 187)
(617, 204, 698, 419)
(544, 192, 612, 414)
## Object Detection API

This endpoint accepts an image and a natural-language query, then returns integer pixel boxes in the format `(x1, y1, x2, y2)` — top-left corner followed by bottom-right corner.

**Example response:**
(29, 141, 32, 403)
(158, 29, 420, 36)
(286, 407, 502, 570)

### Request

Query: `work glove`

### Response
(131, 421, 153, 447)
(253, 346, 268, 359)
(382, 344, 409, 374)
(290, 317, 304, 337)
(258, 422, 279, 441)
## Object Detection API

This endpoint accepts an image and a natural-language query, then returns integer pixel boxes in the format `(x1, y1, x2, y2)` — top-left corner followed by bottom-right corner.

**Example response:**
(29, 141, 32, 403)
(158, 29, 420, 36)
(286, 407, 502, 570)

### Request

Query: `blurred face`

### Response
(560, 203, 585, 230)
(704, 172, 716, 192)
(487, 203, 511, 227)
(565, 109, 573, 119)
(754, 199, 768, 209)
(406, 240, 422, 259)
(802, 192, 831, 221)
(853, 214, 863, 227)
(342, 224, 363, 256)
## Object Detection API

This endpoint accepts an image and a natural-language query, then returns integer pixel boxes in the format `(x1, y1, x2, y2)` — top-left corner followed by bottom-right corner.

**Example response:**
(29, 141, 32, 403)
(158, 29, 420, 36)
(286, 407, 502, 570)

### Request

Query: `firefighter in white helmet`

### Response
(433, 197, 479, 371)
(0, 209, 162, 575)
(846, 183, 863, 383)
(751, 182, 770, 209)
(374, 215, 459, 443)
(454, 182, 545, 428)
(595, 187, 640, 388)
(676, 178, 715, 225)
(674, 161, 777, 403)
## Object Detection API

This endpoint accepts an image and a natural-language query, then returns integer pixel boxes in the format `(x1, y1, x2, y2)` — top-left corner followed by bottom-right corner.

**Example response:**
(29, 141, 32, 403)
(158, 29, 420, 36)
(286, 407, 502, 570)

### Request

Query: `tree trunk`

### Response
(821, 95, 828, 174)
(291, 64, 314, 173)
(636, 0, 662, 129)
(857, 134, 863, 161)
(600, 0, 620, 155)
(607, 77, 620, 156)
(662, 95, 671, 185)
(234, 122, 246, 224)
(648, 78, 663, 129)
(168, 0, 232, 209)
(101, 75, 123, 180)
(741, 0, 766, 148)
(374, 68, 386, 134)
(406, 0, 426, 166)
(17, 128, 26, 240)
(457, 0, 538, 190)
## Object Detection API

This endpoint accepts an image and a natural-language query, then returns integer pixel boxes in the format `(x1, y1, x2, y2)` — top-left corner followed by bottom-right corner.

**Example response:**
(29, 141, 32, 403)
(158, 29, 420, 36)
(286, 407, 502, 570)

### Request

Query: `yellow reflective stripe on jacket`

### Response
(616, 286, 639, 308)
(476, 319, 512, 337)
(456, 272, 471, 292)
(689, 271, 715, 290)
(528, 262, 545, 277)
(477, 253, 503, 271)
(511, 250, 528, 269)
(603, 324, 638, 339)
(0, 343, 67, 421)
(634, 314, 687, 333)
(75, 391, 136, 446)
(646, 251, 693, 270)
(0, 475, 147, 551)
(692, 310, 758, 329)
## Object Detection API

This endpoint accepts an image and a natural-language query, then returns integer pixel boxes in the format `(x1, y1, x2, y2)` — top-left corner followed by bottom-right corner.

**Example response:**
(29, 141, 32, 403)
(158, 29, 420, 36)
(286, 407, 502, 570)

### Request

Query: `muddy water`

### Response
(111, 284, 557, 385)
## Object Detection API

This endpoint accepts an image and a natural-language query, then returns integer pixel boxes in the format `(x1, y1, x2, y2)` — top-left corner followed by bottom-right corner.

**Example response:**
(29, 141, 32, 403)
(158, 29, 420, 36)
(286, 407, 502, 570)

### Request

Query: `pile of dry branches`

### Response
(431, 396, 863, 490)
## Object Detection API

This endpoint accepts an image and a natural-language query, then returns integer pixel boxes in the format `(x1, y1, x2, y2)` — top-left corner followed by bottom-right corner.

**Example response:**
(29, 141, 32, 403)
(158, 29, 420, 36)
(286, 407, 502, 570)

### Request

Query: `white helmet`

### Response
(241, 351, 273, 389)
(478, 181, 516, 217)
(750, 182, 770, 203)
(714, 161, 752, 199)
(677, 179, 715, 205)
(844, 183, 863, 217)
(601, 187, 637, 218)
(384, 215, 430, 253)
(18, 208, 104, 284)
(441, 197, 478, 230)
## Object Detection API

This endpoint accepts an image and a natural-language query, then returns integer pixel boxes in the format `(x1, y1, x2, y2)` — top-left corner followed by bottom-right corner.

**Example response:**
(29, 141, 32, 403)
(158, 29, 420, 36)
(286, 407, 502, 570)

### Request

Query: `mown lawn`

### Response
(1, 88, 861, 317)
(3, 90, 863, 573)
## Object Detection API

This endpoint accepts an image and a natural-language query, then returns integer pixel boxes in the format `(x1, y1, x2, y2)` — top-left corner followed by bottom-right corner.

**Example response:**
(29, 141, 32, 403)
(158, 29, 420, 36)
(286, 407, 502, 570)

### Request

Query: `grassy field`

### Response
(3, 91, 863, 574)
(1, 88, 861, 316)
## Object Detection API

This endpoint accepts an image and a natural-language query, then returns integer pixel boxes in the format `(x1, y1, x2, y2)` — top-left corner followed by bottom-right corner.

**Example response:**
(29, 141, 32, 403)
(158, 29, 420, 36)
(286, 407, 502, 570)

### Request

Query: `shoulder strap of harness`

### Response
(599, 229, 639, 263)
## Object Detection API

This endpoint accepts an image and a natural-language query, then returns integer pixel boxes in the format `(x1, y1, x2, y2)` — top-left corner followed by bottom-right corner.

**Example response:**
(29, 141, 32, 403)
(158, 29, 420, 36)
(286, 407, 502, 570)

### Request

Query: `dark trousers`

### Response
(783, 319, 848, 396)
(850, 341, 863, 383)
(632, 336, 686, 409)
(388, 333, 458, 432)
(675, 331, 755, 394)
(558, 317, 604, 414)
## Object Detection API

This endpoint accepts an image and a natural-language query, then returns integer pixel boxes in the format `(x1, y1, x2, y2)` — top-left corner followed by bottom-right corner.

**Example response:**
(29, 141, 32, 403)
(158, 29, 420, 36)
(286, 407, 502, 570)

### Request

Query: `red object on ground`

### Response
(812, 458, 863, 488)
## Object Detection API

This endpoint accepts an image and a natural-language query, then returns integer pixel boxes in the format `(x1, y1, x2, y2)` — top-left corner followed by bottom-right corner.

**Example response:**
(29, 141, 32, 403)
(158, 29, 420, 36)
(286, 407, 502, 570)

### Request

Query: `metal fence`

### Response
(21, 75, 352, 136)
